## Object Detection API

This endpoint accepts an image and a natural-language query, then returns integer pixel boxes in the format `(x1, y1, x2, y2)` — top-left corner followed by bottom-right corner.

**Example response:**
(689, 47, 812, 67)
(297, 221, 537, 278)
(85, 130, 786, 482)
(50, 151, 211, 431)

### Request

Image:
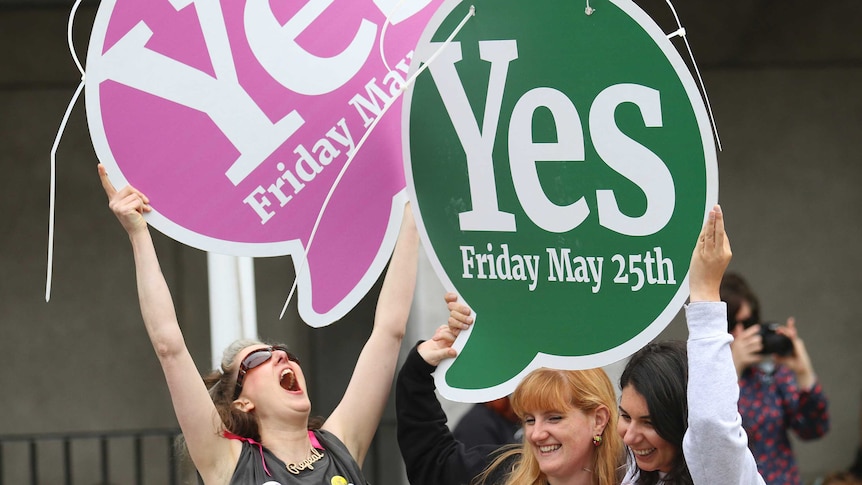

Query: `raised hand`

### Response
(417, 325, 459, 366)
(98, 164, 151, 234)
(730, 323, 764, 376)
(445, 292, 474, 335)
(689, 204, 732, 302)
(415, 293, 475, 366)
(774, 317, 817, 390)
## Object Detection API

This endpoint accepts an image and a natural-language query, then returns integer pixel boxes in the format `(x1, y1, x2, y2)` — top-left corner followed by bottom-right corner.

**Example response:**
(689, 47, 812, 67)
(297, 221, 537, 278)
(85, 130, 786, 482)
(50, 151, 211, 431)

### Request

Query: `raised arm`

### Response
(683, 205, 765, 485)
(397, 295, 505, 485)
(323, 203, 419, 464)
(396, 323, 500, 485)
(98, 165, 234, 483)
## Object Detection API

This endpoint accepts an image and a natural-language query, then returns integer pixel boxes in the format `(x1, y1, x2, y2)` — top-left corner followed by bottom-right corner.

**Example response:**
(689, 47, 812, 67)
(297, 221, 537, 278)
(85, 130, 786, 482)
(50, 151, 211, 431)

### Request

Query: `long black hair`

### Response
(619, 341, 692, 485)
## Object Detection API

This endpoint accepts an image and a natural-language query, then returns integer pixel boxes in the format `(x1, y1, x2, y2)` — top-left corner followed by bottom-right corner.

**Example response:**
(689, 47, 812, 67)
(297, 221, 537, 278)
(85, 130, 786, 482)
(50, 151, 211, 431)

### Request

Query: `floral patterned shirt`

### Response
(738, 362, 829, 485)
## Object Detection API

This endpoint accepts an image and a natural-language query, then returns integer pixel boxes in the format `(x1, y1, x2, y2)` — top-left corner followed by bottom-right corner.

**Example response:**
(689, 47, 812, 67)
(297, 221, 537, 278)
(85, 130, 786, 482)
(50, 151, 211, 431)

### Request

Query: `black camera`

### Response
(757, 322, 794, 356)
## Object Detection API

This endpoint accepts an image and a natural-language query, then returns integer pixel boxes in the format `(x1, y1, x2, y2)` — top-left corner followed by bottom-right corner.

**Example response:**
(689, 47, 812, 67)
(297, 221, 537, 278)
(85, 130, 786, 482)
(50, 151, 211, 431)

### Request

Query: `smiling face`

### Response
(523, 405, 599, 481)
(618, 385, 677, 473)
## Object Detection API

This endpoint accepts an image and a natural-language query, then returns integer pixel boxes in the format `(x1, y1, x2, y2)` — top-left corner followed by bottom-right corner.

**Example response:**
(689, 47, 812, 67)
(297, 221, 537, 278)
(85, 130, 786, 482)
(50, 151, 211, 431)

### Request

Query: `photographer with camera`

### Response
(721, 273, 830, 485)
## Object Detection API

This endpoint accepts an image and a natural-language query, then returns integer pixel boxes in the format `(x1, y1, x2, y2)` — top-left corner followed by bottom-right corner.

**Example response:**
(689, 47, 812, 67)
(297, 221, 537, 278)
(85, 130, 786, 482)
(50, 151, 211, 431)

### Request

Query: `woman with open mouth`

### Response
(98, 164, 419, 485)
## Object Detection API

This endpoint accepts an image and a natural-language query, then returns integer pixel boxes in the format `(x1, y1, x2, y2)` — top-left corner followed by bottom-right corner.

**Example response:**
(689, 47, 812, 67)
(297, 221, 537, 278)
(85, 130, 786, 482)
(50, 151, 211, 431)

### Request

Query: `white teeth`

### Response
(538, 445, 560, 453)
(632, 448, 656, 456)
(280, 369, 297, 391)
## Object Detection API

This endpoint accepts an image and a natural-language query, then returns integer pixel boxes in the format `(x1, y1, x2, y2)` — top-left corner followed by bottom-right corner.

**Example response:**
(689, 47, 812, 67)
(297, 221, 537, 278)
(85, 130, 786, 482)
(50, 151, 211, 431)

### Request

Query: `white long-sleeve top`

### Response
(621, 302, 766, 485)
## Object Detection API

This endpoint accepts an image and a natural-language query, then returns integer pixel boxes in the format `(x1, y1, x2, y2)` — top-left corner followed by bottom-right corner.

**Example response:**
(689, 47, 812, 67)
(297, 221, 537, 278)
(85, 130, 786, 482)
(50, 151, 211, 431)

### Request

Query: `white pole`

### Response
(207, 253, 258, 369)
(238, 256, 258, 339)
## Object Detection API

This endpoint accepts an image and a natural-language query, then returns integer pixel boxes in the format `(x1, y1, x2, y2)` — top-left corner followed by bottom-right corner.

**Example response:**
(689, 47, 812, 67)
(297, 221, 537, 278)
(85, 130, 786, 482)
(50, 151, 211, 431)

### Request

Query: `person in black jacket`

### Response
(396, 323, 504, 485)
(453, 397, 521, 450)
(396, 301, 624, 485)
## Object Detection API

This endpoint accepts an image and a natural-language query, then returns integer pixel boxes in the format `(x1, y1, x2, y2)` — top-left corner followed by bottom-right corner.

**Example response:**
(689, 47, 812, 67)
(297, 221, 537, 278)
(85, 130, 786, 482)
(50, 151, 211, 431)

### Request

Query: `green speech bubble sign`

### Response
(403, 0, 717, 401)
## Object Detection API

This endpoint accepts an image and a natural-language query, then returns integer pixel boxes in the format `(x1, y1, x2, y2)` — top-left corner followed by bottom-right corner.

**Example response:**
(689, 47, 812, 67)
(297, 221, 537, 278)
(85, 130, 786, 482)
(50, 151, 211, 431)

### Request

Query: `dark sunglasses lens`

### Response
(243, 349, 274, 370)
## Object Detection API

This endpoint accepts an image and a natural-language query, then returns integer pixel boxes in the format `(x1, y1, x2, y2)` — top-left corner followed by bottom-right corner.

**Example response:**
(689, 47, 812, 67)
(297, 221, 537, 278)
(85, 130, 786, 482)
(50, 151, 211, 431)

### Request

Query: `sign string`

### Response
(279, 5, 477, 319)
(580, 0, 718, 150)
(46, 0, 87, 302)
(662, 0, 722, 151)
(379, 0, 409, 73)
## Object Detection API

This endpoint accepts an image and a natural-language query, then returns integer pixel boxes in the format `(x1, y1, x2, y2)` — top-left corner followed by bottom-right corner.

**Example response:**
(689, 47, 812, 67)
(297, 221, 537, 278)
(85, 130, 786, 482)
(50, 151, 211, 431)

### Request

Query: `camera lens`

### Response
(758, 323, 794, 356)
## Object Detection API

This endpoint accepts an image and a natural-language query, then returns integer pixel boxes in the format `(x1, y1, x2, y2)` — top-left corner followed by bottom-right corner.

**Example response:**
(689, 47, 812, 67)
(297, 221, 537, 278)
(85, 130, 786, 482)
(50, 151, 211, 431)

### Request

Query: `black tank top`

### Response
(228, 429, 368, 485)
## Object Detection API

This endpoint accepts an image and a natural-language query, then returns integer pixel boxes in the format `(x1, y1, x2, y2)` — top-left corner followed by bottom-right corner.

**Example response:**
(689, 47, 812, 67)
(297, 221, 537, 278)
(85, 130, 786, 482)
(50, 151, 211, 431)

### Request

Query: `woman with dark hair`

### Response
(98, 164, 419, 485)
(720, 272, 829, 485)
(617, 205, 765, 485)
(618, 341, 690, 484)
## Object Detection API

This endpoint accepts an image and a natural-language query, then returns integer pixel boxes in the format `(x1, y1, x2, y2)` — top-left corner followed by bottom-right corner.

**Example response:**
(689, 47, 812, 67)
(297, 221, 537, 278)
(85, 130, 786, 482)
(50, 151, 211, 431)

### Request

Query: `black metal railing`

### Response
(0, 421, 404, 484)
(0, 428, 200, 485)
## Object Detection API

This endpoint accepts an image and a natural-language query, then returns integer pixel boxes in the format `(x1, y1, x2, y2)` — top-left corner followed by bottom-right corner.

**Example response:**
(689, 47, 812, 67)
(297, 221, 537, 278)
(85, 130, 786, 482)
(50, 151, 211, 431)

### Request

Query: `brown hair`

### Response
(720, 272, 761, 332)
(479, 368, 624, 485)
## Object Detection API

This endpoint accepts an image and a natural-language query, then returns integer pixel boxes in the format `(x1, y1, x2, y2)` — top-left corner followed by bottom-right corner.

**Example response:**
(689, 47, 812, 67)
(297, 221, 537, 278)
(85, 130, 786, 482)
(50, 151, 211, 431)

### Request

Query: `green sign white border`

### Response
(402, 0, 719, 402)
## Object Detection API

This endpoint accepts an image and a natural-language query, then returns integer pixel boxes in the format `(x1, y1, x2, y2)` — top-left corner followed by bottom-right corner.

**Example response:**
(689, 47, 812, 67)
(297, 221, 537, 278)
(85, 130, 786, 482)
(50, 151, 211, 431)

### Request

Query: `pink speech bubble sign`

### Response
(86, 0, 442, 325)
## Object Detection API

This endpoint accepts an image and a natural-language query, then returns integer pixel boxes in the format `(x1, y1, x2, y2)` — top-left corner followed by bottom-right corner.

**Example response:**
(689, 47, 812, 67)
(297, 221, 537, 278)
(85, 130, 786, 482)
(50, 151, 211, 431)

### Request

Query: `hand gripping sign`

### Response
(85, 0, 443, 326)
(403, 0, 718, 401)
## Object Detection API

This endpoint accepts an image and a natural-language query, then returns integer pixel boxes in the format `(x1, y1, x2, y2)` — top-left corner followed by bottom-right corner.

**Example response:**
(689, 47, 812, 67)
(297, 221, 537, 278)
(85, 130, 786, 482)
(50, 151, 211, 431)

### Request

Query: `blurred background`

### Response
(1, 0, 860, 483)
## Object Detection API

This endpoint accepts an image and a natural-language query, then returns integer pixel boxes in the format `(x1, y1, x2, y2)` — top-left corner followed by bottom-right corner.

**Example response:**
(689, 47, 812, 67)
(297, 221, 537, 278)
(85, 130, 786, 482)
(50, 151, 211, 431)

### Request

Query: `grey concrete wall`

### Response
(655, 66, 862, 481)
(1, 2, 861, 484)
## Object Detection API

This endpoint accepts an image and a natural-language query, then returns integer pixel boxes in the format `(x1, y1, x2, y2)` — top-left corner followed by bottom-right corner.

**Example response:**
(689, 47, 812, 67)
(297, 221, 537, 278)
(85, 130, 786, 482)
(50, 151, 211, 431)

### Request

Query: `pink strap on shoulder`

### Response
(223, 431, 272, 477)
(308, 430, 325, 450)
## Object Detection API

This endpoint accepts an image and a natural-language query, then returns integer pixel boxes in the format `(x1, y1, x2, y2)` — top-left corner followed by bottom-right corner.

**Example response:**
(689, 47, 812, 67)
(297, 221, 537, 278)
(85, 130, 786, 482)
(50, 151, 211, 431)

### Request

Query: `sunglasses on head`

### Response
(233, 345, 300, 401)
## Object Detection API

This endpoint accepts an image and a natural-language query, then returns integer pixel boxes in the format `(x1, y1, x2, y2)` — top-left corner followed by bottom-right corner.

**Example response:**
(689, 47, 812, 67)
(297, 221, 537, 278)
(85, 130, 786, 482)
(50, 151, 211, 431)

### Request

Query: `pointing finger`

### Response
(100, 164, 150, 206)
(98, 164, 117, 200)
